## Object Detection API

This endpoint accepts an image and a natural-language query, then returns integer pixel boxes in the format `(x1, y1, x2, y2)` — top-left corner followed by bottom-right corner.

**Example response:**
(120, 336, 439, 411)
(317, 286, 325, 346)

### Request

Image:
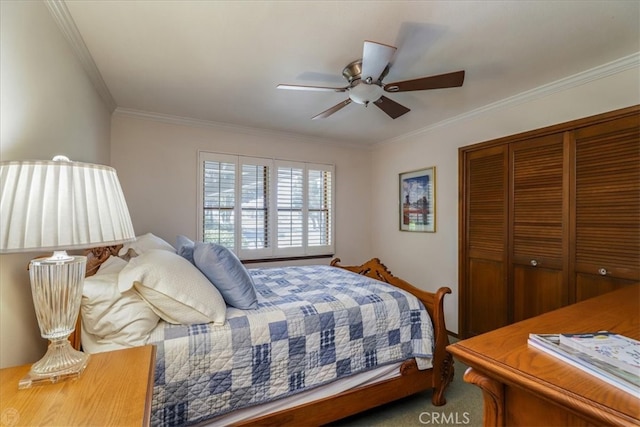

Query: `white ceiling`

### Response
(60, 1, 640, 146)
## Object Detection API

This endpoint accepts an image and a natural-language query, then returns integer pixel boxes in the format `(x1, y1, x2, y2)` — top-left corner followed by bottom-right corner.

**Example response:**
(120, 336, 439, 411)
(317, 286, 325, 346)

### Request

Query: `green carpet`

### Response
(328, 337, 484, 427)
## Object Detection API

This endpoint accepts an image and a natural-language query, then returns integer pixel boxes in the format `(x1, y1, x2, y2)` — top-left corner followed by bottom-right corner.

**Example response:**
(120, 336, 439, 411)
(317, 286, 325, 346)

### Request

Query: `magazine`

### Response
(528, 333, 640, 397)
(559, 331, 640, 376)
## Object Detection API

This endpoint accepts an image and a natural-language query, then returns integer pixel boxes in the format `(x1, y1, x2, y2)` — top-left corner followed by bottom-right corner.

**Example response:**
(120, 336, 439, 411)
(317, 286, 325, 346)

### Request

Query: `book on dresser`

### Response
(559, 331, 640, 376)
(528, 333, 640, 397)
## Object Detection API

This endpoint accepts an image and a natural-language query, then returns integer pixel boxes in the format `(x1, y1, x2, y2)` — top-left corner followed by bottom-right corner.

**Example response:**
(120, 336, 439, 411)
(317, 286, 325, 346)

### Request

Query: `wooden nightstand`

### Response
(0, 345, 155, 427)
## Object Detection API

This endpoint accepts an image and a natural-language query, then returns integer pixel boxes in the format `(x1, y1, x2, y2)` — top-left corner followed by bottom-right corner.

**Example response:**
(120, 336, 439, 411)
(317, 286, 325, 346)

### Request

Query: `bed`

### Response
(74, 235, 454, 426)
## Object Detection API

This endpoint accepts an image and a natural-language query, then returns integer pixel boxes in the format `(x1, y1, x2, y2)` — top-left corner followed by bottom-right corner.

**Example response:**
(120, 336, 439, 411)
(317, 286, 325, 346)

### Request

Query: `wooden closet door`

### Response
(510, 133, 569, 321)
(461, 145, 509, 337)
(572, 115, 640, 301)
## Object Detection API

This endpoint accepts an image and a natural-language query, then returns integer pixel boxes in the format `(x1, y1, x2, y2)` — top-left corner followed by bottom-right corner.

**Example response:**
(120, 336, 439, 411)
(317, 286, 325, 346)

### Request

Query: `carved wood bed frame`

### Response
(74, 249, 454, 426)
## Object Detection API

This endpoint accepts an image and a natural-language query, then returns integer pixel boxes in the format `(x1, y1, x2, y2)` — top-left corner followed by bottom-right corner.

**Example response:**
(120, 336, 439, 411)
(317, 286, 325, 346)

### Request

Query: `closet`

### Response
(459, 106, 639, 338)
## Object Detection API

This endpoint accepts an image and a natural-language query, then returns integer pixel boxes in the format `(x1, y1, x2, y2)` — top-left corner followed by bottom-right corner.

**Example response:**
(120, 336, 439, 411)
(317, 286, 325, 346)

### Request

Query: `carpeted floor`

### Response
(327, 337, 484, 427)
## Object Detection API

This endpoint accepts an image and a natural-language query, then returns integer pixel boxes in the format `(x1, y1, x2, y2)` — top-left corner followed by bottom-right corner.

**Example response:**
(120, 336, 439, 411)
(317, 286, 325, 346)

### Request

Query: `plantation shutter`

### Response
(239, 157, 272, 258)
(276, 162, 304, 252)
(307, 166, 333, 249)
(200, 151, 334, 258)
(201, 154, 236, 249)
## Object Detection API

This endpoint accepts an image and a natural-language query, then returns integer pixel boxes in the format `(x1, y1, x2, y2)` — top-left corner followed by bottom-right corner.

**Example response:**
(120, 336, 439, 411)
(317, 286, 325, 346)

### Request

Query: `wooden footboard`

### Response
(330, 257, 454, 406)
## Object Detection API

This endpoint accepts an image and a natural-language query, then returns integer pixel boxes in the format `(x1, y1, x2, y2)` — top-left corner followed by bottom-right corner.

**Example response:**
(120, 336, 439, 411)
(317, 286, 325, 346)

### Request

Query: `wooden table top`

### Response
(448, 285, 640, 425)
(0, 345, 156, 427)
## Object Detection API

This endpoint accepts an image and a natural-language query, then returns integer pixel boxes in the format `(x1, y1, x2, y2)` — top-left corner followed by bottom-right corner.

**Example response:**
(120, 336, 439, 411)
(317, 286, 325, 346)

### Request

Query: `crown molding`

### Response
(380, 52, 640, 146)
(45, 0, 117, 112)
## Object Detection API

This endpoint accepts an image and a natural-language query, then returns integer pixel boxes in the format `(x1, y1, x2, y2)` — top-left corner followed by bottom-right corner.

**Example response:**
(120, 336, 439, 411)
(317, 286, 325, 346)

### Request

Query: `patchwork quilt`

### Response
(149, 265, 435, 426)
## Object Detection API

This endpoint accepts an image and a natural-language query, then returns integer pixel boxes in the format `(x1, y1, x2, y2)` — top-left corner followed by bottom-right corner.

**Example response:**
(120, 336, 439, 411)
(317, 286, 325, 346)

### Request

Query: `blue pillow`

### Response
(193, 242, 258, 310)
(176, 235, 195, 264)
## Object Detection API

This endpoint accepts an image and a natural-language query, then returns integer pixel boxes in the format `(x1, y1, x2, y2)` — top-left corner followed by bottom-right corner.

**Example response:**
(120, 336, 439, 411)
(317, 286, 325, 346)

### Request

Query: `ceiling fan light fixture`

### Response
(349, 80, 383, 105)
(277, 40, 465, 119)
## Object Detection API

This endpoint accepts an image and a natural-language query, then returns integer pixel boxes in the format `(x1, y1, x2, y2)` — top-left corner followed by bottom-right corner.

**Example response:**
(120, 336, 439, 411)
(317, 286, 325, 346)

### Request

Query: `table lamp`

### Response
(0, 156, 135, 388)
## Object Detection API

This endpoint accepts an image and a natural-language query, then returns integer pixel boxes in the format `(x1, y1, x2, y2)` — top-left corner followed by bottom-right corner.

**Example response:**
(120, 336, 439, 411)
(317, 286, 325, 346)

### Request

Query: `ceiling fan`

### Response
(277, 40, 465, 120)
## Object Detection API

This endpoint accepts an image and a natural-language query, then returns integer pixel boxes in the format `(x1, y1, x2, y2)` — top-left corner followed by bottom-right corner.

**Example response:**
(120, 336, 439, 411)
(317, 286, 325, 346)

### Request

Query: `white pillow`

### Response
(118, 233, 176, 257)
(81, 321, 164, 354)
(81, 273, 160, 347)
(118, 249, 226, 325)
(95, 255, 128, 275)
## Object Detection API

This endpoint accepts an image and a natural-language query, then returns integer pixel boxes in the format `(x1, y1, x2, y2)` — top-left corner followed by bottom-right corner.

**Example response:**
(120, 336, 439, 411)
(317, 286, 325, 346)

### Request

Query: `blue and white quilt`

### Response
(149, 265, 434, 426)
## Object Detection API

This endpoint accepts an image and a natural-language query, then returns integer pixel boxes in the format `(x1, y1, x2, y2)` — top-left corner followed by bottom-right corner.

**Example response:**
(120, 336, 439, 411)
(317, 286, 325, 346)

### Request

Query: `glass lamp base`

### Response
(22, 253, 90, 389)
(19, 339, 89, 389)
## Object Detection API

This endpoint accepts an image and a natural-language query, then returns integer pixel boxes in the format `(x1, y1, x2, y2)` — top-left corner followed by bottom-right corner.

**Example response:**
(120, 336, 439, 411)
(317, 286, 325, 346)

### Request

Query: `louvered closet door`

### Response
(573, 115, 640, 301)
(510, 133, 569, 322)
(462, 145, 509, 337)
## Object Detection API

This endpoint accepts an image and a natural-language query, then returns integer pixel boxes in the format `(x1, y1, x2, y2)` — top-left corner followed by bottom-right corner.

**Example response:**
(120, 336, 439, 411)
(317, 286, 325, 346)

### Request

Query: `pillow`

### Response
(193, 242, 258, 310)
(118, 233, 176, 258)
(81, 273, 160, 347)
(81, 326, 123, 354)
(176, 235, 195, 264)
(95, 255, 128, 275)
(118, 249, 226, 325)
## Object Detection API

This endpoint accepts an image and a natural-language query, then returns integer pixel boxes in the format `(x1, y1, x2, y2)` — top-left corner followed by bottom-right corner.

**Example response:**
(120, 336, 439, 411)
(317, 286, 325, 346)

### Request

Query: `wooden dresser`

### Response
(448, 285, 640, 426)
(0, 345, 156, 426)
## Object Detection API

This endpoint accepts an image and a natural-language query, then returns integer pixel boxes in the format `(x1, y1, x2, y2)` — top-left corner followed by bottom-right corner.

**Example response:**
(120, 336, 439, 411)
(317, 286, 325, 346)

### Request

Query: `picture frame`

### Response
(399, 166, 436, 232)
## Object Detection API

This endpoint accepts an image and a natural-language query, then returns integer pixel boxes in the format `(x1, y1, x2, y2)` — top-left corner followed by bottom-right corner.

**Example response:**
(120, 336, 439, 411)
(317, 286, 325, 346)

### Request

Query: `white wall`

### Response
(370, 67, 640, 334)
(0, 1, 112, 368)
(110, 114, 373, 267)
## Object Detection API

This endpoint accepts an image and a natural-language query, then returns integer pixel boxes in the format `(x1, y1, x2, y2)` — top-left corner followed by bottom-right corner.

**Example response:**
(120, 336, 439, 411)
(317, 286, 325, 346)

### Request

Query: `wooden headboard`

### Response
(84, 245, 123, 278)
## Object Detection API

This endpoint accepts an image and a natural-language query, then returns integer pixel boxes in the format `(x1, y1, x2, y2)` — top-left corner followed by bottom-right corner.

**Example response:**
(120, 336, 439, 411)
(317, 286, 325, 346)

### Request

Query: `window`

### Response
(199, 152, 334, 259)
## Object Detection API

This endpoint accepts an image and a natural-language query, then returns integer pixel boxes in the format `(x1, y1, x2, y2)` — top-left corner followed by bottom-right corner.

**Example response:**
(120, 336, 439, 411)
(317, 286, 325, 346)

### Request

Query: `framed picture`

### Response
(399, 166, 436, 232)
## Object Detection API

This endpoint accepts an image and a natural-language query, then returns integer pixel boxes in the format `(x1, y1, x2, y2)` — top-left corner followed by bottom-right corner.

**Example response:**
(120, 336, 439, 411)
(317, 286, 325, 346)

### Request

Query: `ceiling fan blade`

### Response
(277, 84, 348, 92)
(384, 70, 465, 92)
(361, 40, 397, 83)
(312, 99, 352, 120)
(374, 96, 410, 119)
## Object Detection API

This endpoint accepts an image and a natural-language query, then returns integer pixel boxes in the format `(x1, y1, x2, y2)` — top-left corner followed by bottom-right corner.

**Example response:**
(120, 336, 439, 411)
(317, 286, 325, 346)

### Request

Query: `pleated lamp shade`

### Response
(0, 157, 135, 253)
